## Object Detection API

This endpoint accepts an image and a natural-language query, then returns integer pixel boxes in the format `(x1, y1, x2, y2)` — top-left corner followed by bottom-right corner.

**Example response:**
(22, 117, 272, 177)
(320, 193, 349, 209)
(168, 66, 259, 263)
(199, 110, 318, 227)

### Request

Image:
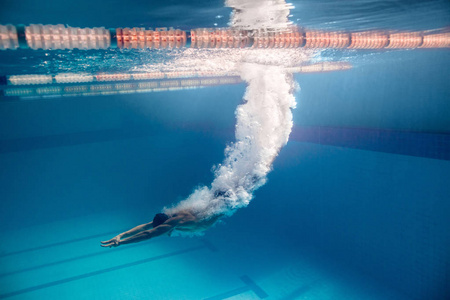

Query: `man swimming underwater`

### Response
(101, 210, 223, 248)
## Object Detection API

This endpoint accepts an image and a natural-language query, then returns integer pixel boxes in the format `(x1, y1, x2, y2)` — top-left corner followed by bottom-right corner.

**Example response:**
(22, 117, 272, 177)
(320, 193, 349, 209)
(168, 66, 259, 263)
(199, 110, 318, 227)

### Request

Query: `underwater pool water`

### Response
(1, 0, 449, 299)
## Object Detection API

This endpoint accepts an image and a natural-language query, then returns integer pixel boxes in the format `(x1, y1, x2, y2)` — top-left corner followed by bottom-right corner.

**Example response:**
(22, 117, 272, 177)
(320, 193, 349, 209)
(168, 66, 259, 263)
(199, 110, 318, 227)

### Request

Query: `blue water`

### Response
(1, 1, 450, 299)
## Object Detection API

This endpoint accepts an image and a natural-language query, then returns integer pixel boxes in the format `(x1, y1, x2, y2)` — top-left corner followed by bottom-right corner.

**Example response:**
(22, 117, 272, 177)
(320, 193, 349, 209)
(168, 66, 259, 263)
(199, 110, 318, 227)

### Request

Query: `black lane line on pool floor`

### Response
(1, 228, 220, 258)
(200, 238, 219, 252)
(280, 280, 319, 300)
(0, 238, 218, 278)
(0, 229, 129, 258)
(0, 245, 206, 299)
(0, 241, 149, 278)
(204, 275, 268, 300)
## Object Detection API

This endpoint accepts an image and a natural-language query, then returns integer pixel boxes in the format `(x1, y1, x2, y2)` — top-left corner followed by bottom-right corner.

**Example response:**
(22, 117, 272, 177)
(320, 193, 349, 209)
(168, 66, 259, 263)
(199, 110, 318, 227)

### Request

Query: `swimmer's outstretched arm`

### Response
(101, 215, 184, 248)
(100, 221, 153, 247)
(119, 224, 174, 246)
(101, 224, 174, 247)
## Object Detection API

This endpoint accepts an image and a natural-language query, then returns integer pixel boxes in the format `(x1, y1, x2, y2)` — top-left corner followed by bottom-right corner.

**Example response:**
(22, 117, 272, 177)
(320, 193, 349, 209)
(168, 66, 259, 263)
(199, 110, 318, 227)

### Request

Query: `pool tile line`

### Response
(0, 238, 218, 278)
(0, 241, 147, 278)
(0, 127, 151, 154)
(2, 125, 448, 160)
(200, 238, 219, 252)
(240, 275, 269, 298)
(204, 275, 268, 300)
(0, 229, 128, 258)
(290, 127, 450, 161)
(204, 286, 250, 300)
(280, 281, 319, 300)
(0, 245, 206, 299)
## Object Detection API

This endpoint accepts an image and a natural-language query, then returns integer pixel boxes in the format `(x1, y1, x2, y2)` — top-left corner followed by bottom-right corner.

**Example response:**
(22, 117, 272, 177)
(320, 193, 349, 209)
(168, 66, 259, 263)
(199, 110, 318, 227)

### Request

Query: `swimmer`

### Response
(100, 211, 223, 248)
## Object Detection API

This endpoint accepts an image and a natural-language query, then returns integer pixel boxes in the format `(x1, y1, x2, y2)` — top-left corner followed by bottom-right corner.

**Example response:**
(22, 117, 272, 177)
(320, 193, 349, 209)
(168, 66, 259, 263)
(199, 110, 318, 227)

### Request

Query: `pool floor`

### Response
(0, 210, 410, 300)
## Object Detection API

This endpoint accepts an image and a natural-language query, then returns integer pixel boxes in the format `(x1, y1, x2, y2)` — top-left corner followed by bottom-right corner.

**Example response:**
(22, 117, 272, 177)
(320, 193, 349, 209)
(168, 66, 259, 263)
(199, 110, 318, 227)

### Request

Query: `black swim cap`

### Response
(153, 213, 170, 228)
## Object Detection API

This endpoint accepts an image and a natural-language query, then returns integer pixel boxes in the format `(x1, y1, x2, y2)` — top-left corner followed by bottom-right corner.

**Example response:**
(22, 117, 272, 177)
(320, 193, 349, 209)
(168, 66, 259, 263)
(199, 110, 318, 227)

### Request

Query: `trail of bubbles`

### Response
(164, 0, 298, 225)
(164, 62, 298, 220)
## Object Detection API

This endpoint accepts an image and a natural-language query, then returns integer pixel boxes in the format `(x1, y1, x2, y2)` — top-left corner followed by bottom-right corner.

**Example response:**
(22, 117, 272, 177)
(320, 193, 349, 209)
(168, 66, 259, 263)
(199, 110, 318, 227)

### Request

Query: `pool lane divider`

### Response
(0, 245, 207, 299)
(1, 24, 449, 50)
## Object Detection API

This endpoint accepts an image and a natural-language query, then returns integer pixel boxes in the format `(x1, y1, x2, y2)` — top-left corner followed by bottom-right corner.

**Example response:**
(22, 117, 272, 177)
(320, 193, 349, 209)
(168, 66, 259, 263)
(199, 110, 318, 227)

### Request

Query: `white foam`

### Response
(134, 48, 313, 74)
(226, 0, 294, 30)
(164, 0, 299, 221)
(165, 62, 298, 219)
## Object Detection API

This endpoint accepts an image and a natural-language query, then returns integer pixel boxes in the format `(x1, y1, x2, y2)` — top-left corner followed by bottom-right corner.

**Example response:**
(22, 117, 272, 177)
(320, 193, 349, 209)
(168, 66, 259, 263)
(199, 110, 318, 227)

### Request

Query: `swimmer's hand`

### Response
(101, 237, 120, 248)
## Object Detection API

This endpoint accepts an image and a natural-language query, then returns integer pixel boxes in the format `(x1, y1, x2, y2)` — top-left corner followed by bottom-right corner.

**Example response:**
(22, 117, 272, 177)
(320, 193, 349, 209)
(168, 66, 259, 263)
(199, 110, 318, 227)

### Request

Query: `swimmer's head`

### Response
(152, 213, 170, 228)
